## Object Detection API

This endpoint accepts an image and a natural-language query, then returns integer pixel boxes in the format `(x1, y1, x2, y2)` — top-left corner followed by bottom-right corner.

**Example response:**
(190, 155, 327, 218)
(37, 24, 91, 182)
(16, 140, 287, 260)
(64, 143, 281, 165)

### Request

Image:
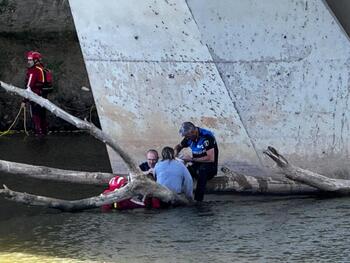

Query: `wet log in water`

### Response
(0, 173, 190, 212)
(0, 162, 317, 212)
(264, 146, 350, 194)
(0, 158, 317, 194)
(0, 159, 113, 185)
(211, 167, 317, 195)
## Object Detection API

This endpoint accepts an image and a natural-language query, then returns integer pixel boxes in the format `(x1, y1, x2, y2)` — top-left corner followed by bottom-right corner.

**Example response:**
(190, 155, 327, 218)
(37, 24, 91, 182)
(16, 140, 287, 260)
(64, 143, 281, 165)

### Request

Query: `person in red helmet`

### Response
(101, 175, 147, 211)
(22, 51, 52, 136)
(101, 175, 162, 211)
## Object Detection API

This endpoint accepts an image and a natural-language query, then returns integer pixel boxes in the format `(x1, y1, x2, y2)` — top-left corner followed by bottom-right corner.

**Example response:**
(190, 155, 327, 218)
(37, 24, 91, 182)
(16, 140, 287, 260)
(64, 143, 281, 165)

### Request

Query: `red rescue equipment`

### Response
(27, 51, 42, 61)
(101, 175, 146, 211)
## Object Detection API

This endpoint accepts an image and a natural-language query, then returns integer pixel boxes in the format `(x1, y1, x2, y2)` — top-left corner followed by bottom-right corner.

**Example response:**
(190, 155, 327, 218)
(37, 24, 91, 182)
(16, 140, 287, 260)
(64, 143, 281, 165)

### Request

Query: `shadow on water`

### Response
(0, 133, 111, 220)
(1, 134, 350, 262)
(0, 133, 112, 171)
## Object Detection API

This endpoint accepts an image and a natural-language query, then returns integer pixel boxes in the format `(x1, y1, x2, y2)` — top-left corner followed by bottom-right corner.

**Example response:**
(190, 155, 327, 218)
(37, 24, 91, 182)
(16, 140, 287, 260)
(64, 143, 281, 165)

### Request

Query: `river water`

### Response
(0, 134, 350, 263)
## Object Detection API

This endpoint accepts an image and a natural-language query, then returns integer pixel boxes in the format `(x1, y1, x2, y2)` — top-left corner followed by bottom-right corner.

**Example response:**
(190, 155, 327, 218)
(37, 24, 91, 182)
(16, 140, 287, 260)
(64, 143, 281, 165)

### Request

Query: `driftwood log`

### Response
(0, 173, 189, 212)
(209, 167, 317, 195)
(264, 146, 350, 194)
(0, 158, 317, 195)
(0, 159, 113, 185)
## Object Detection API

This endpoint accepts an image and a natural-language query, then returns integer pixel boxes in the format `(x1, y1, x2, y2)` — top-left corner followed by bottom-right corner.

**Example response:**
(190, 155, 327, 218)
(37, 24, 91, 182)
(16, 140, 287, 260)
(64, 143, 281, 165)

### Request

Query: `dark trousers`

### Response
(188, 163, 217, 201)
(30, 102, 47, 135)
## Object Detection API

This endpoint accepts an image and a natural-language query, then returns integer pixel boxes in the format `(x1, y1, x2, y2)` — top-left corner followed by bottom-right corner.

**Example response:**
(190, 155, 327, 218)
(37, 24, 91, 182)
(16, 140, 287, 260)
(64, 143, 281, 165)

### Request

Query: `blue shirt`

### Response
(154, 159, 193, 199)
(180, 127, 219, 169)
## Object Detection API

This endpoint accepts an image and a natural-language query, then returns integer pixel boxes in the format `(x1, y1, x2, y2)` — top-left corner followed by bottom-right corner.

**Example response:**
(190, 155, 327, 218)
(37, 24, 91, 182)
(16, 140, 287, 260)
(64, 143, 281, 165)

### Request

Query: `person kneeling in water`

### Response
(101, 176, 146, 211)
(102, 146, 193, 211)
(154, 146, 194, 203)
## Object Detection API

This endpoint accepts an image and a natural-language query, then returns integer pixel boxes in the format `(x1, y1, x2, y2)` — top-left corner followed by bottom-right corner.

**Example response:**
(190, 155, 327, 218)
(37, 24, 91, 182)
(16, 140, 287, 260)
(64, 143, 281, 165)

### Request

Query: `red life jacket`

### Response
(26, 64, 53, 96)
(101, 176, 146, 211)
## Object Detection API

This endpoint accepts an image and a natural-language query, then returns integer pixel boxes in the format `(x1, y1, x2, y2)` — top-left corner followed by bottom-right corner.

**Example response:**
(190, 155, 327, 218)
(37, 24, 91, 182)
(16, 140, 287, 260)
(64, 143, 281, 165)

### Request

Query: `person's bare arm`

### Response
(174, 144, 184, 157)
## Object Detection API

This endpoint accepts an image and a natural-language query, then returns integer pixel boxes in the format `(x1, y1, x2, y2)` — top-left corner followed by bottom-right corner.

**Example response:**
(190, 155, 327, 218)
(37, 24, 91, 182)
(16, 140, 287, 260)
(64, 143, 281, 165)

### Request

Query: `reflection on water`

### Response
(1, 134, 350, 262)
(0, 253, 86, 263)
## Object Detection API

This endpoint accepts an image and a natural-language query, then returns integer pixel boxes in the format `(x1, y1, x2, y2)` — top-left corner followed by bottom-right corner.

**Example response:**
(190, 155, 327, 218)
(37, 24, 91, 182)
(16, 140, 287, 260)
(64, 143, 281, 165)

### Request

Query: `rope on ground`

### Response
(0, 103, 28, 137)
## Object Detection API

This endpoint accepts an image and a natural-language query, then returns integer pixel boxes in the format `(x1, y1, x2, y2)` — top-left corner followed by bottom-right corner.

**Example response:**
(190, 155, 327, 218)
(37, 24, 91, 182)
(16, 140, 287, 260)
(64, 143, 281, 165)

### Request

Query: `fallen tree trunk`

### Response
(0, 159, 114, 185)
(0, 148, 330, 211)
(264, 146, 350, 194)
(2, 145, 346, 211)
(208, 166, 317, 194)
(0, 157, 318, 195)
(0, 165, 316, 212)
(0, 173, 190, 212)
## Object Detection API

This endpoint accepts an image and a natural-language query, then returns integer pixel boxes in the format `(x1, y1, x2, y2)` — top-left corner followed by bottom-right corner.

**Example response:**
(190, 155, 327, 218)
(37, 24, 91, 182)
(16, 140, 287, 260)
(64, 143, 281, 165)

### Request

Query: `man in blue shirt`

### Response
(174, 122, 219, 201)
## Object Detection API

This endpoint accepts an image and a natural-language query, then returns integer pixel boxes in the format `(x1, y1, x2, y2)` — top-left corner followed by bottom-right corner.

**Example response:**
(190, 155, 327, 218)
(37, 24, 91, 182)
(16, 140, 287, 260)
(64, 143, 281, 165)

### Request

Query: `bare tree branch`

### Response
(214, 166, 317, 194)
(0, 174, 190, 212)
(0, 81, 192, 211)
(0, 156, 319, 194)
(0, 159, 114, 185)
(0, 81, 139, 174)
(264, 146, 350, 193)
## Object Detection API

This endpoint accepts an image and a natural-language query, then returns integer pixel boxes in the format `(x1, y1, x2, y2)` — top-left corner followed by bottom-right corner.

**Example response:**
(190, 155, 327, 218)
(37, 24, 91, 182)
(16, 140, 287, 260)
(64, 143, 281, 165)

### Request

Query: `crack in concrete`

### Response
(185, 0, 263, 167)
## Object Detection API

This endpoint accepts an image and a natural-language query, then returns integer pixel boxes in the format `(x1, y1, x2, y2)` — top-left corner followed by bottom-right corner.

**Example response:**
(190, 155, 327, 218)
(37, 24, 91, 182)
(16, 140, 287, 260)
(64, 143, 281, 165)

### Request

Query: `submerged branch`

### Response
(0, 174, 190, 212)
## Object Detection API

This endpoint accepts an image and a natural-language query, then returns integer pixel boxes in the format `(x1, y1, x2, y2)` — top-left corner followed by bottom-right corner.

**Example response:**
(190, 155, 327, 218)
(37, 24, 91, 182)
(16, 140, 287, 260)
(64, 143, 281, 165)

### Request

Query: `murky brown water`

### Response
(1, 134, 350, 263)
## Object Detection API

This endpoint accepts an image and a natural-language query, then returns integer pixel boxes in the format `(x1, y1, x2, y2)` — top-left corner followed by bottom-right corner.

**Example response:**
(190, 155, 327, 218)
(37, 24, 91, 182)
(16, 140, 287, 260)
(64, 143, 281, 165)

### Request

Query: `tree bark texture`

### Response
(264, 146, 350, 194)
(208, 166, 317, 194)
(0, 173, 189, 212)
(0, 157, 318, 195)
(0, 159, 114, 185)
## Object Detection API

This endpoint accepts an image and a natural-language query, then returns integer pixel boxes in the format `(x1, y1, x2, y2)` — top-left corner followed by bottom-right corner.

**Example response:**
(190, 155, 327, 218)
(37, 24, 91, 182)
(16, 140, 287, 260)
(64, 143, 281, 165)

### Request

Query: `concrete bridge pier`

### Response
(68, 0, 350, 177)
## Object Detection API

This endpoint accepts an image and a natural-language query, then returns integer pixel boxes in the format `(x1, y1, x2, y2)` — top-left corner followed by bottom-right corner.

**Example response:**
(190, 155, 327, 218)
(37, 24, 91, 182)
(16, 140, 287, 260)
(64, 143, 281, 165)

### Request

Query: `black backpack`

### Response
(42, 68, 53, 94)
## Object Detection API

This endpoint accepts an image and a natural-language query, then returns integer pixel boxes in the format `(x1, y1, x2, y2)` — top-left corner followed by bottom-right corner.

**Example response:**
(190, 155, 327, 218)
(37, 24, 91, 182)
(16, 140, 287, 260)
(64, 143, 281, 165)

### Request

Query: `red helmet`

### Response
(27, 51, 42, 61)
(108, 176, 127, 191)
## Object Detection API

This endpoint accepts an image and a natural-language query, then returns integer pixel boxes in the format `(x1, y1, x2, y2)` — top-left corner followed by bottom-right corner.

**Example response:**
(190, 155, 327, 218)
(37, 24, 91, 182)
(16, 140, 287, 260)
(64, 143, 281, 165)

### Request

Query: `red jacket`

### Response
(101, 175, 161, 211)
(25, 64, 45, 96)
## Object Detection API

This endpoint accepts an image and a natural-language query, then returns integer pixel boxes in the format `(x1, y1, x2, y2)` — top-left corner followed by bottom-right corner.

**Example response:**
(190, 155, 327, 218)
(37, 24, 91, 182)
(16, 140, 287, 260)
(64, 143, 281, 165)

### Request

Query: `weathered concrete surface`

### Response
(187, 0, 350, 175)
(69, 0, 350, 176)
(69, 0, 260, 174)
